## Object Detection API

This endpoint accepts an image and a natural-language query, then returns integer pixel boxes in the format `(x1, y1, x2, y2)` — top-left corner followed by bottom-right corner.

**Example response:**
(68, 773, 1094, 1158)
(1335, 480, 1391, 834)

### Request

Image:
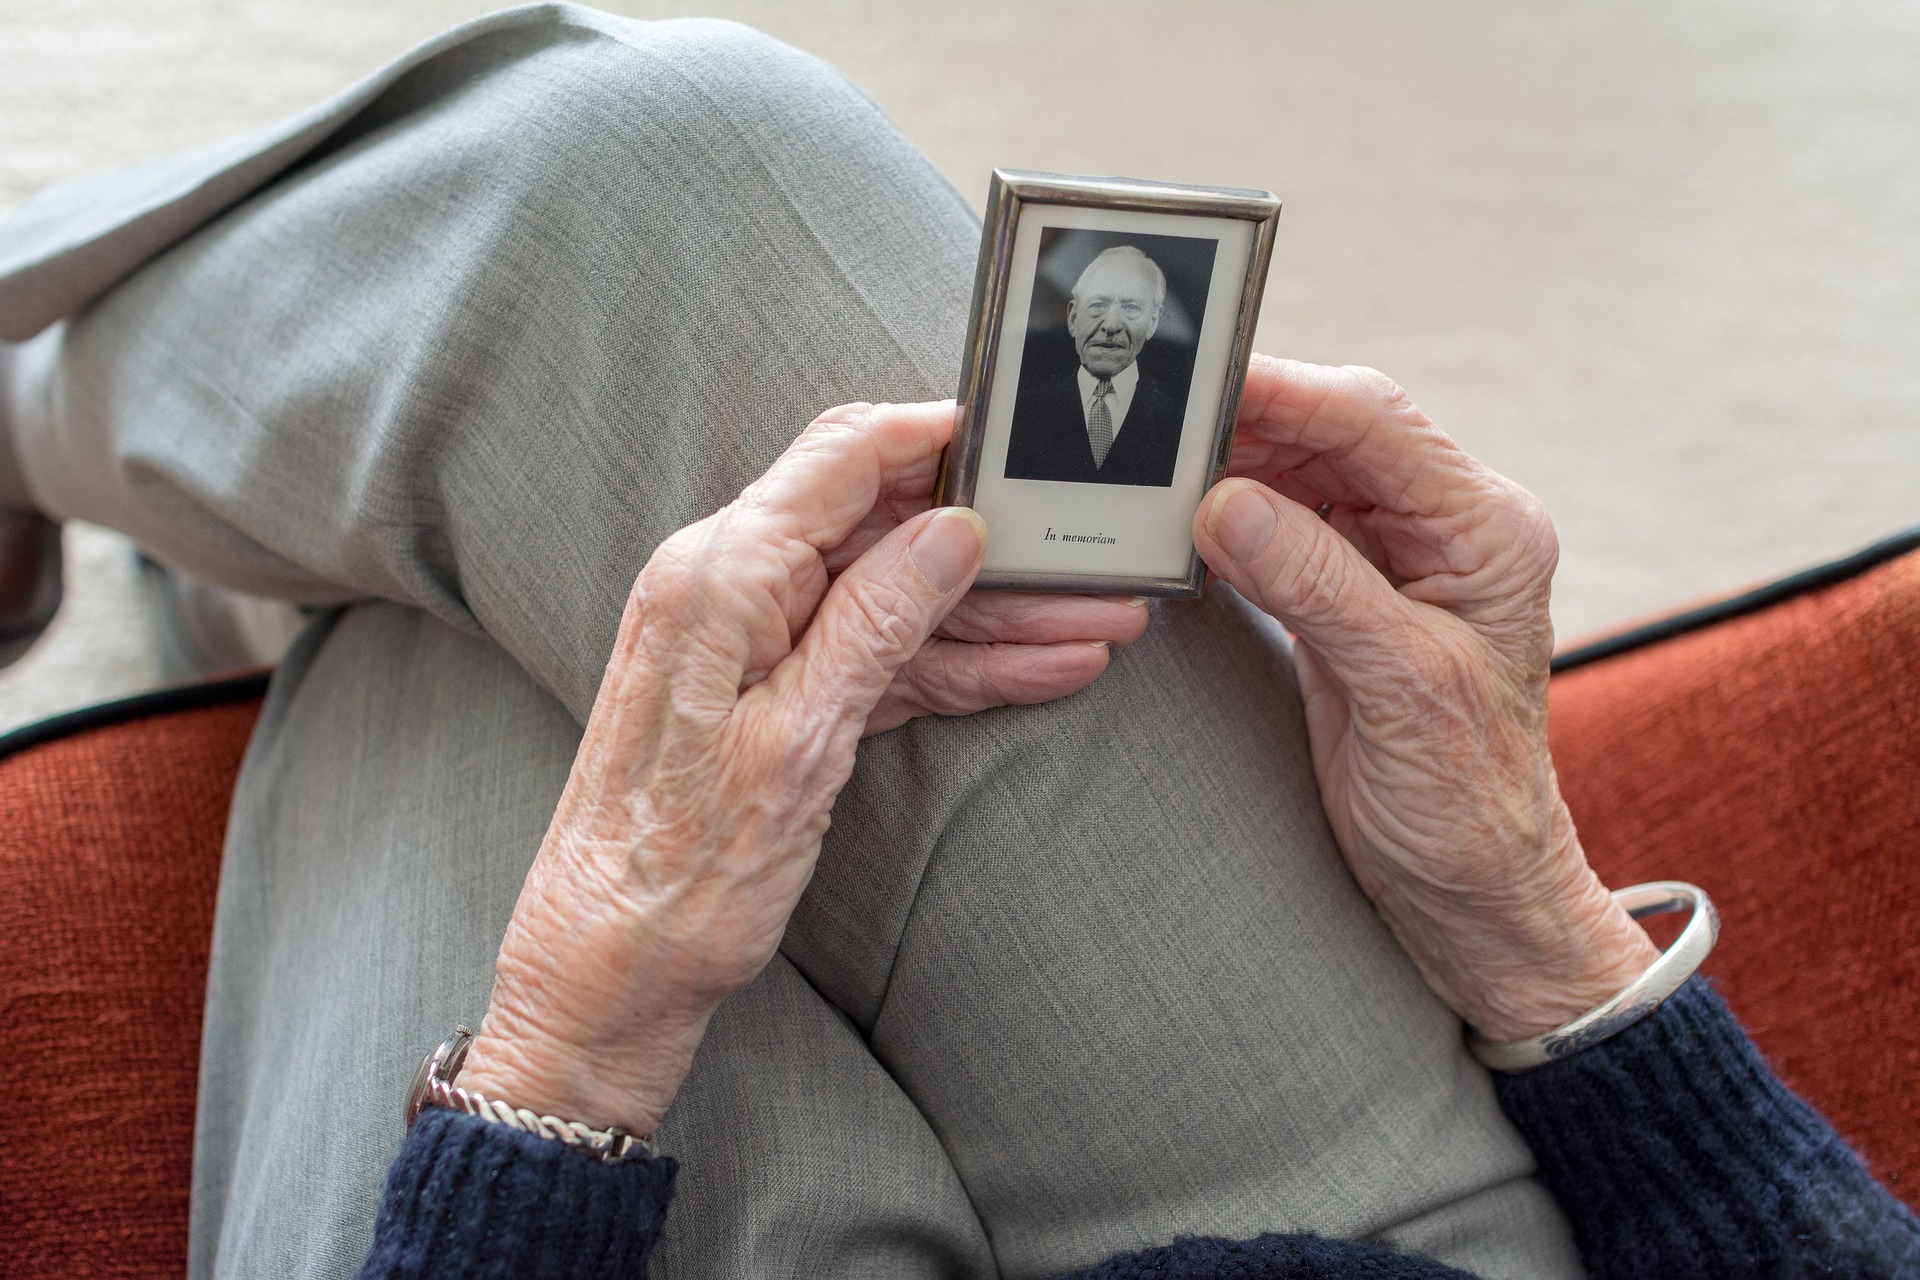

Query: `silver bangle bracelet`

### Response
(1467, 881, 1719, 1073)
(405, 1026, 656, 1164)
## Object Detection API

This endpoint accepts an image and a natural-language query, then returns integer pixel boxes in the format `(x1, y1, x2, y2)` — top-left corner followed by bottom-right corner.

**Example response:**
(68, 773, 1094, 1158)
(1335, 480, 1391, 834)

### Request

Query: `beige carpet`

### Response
(4, 0, 1917, 730)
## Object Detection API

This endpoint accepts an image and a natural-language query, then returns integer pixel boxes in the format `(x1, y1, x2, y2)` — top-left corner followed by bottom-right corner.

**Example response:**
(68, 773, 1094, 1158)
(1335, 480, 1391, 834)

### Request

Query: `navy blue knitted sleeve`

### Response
(353, 1107, 678, 1280)
(351, 982, 1919, 1280)
(1494, 977, 1920, 1279)
(1058, 1231, 1478, 1279)
(359, 1114, 1472, 1280)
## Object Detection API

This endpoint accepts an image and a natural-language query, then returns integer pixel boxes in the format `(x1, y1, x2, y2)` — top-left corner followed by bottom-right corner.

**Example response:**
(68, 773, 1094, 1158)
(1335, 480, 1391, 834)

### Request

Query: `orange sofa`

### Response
(3, 529, 1916, 1276)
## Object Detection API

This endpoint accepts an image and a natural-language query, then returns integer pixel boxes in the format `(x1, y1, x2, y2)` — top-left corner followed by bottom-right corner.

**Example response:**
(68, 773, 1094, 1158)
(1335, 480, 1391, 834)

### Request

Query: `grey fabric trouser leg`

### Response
(1, 8, 1585, 1279)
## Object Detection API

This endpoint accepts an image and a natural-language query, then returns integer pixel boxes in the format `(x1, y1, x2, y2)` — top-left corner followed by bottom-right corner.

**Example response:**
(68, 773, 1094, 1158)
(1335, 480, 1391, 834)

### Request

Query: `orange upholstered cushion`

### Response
(1551, 548, 1920, 1208)
(0, 690, 260, 1276)
(2, 546, 1915, 1268)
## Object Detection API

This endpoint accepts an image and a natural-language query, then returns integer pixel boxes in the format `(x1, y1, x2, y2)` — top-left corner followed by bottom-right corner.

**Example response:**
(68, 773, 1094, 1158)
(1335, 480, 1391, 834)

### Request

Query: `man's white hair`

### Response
(1071, 245, 1167, 311)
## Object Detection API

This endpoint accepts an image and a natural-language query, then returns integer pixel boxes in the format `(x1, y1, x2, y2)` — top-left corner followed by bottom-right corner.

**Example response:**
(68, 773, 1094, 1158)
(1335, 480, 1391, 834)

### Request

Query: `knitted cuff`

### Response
(1494, 977, 1920, 1280)
(355, 1107, 678, 1280)
(1062, 1229, 1478, 1279)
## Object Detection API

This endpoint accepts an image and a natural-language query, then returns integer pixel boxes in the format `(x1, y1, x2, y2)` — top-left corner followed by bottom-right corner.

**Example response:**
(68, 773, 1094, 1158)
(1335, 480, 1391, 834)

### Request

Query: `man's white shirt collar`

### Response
(1077, 362, 1140, 443)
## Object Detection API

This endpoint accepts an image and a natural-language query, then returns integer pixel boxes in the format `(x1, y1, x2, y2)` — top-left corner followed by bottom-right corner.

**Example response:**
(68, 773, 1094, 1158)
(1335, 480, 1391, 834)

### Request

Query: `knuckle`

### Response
(639, 515, 800, 640)
(1339, 364, 1414, 414)
(915, 643, 1017, 715)
(898, 645, 969, 715)
(645, 519, 730, 595)
(745, 406, 879, 500)
(804, 401, 878, 437)
(1474, 475, 1561, 600)
(963, 647, 1029, 709)
(637, 528, 707, 608)
(1262, 526, 1346, 616)
(834, 574, 922, 668)
(1506, 481, 1559, 562)
(931, 595, 992, 643)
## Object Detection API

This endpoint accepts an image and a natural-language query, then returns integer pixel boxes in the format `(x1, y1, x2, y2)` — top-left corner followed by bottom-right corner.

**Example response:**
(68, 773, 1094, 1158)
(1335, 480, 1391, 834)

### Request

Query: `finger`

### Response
(1231, 356, 1489, 518)
(822, 495, 934, 572)
(1192, 477, 1418, 685)
(735, 400, 956, 557)
(1233, 481, 1406, 587)
(675, 400, 953, 666)
(765, 506, 987, 727)
(935, 591, 1150, 646)
(634, 515, 821, 694)
(865, 638, 1114, 734)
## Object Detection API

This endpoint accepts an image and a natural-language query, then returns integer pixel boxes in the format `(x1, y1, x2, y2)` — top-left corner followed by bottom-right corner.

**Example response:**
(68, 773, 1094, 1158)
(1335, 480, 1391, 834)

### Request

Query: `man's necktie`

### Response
(1087, 379, 1115, 469)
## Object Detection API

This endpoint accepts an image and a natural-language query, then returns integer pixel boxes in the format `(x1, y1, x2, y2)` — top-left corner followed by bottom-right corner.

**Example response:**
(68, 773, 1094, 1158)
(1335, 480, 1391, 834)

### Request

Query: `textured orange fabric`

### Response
(3, 552, 1916, 1267)
(1551, 549, 1920, 1208)
(0, 698, 260, 1276)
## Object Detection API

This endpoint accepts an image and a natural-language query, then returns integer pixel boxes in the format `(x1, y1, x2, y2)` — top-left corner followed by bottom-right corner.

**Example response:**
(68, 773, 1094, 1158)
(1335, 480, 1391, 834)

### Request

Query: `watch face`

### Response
(406, 1027, 474, 1123)
(406, 1047, 438, 1123)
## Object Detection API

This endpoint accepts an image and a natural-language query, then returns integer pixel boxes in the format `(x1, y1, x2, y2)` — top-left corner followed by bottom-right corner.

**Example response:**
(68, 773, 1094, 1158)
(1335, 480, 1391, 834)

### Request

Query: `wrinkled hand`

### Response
(1193, 357, 1656, 1045)
(462, 401, 1145, 1132)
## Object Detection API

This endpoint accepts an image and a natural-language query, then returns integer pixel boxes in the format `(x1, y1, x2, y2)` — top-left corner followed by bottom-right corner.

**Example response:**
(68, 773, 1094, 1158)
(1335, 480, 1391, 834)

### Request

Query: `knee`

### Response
(608, 17, 848, 113)
(496, 11, 879, 168)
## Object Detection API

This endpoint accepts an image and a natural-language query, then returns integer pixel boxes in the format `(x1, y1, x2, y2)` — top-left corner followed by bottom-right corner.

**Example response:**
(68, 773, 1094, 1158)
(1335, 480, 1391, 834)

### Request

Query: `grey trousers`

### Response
(0, 7, 1585, 1278)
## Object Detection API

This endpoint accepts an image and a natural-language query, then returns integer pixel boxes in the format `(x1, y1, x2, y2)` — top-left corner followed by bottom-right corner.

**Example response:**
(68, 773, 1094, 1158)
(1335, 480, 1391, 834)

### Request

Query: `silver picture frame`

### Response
(936, 169, 1281, 598)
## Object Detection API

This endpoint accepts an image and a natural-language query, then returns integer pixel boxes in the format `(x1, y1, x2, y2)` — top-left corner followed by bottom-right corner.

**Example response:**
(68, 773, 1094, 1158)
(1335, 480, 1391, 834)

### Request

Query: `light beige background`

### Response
(4, 0, 1918, 730)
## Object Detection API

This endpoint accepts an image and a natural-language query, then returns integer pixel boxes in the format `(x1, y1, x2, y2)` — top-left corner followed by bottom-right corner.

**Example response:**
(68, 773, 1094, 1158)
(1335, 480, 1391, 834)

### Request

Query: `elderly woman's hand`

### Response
(460, 401, 1146, 1134)
(1193, 357, 1657, 1045)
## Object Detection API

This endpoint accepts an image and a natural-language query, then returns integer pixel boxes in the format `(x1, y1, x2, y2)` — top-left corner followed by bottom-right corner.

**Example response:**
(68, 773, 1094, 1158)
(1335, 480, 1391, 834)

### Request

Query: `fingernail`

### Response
(909, 508, 986, 592)
(1126, 596, 1150, 608)
(1209, 482, 1277, 562)
(1088, 640, 1112, 649)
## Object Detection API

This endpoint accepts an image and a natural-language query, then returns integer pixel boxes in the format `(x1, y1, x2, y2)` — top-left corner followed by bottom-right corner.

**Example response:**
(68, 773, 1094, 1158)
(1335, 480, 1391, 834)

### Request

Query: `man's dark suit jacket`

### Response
(1002, 332, 1193, 487)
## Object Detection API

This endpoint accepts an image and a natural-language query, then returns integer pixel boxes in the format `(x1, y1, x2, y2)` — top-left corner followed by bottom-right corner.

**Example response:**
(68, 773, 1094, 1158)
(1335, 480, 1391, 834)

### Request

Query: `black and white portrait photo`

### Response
(943, 171, 1278, 595)
(1002, 229, 1218, 488)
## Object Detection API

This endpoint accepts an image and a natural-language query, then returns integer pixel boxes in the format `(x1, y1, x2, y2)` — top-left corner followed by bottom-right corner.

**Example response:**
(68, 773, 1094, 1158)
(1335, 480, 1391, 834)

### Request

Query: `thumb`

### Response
(1193, 479, 1412, 684)
(776, 506, 987, 722)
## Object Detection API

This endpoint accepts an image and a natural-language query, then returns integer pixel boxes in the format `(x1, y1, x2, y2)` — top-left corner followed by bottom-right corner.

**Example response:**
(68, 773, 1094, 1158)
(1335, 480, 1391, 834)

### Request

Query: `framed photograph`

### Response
(937, 169, 1281, 597)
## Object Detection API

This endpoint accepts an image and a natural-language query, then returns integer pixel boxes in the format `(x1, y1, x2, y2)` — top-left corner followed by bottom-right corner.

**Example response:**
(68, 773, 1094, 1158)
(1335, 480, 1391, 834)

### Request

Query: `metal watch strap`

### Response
(1467, 881, 1720, 1073)
(405, 1026, 656, 1163)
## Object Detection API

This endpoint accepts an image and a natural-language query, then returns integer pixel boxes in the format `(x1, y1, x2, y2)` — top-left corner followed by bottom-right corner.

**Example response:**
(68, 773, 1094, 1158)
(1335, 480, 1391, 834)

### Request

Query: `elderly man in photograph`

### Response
(1004, 244, 1189, 486)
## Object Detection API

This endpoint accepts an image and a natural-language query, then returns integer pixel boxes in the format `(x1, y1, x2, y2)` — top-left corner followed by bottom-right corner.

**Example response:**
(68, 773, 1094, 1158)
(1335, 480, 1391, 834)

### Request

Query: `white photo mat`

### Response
(970, 205, 1255, 582)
